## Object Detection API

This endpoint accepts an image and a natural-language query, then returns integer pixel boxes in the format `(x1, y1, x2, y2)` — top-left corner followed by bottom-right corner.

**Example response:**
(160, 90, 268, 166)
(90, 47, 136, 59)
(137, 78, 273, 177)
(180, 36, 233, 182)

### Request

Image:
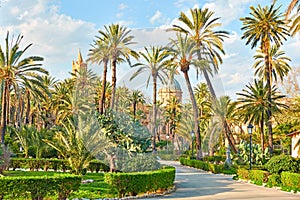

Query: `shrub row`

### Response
(179, 158, 236, 174)
(237, 169, 300, 192)
(104, 166, 175, 198)
(0, 174, 81, 199)
(9, 158, 109, 172)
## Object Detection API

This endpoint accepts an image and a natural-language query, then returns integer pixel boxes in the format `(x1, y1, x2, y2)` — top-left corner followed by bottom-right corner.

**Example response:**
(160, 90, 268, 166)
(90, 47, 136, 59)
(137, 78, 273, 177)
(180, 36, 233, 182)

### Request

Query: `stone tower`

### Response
(72, 49, 87, 76)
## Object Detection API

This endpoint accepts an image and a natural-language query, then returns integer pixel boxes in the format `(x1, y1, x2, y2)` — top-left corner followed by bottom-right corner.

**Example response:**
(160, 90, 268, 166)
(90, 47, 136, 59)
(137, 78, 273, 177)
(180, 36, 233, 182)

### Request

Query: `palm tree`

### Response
(253, 45, 291, 84)
(212, 96, 237, 153)
(169, 8, 229, 100)
(164, 96, 182, 140)
(240, 2, 289, 155)
(237, 79, 288, 152)
(168, 33, 209, 159)
(130, 90, 145, 120)
(99, 24, 139, 110)
(286, 0, 300, 36)
(130, 46, 170, 153)
(88, 37, 110, 114)
(0, 32, 48, 143)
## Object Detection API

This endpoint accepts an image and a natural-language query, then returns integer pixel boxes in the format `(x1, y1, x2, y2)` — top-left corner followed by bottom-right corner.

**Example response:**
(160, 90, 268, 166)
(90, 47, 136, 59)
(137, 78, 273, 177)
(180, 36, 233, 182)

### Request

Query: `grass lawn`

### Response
(3, 170, 117, 199)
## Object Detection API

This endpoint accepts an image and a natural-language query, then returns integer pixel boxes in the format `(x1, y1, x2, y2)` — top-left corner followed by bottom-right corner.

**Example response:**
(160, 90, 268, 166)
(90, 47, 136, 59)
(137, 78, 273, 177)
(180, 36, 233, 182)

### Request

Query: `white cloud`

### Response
(118, 3, 128, 10)
(0, 0, 97, 80)
(150, 10, 162, 24)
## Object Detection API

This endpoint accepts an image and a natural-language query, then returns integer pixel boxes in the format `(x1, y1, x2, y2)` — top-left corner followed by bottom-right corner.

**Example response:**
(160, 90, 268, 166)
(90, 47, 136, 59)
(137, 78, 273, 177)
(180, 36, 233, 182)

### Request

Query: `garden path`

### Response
(148, 161, 300, 200)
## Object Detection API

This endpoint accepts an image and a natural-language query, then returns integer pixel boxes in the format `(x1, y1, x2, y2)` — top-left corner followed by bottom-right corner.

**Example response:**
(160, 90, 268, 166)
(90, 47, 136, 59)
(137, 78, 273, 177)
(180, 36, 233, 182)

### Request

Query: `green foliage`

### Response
(179, 158, 236, 174)
(233, 140, 269, 165)
(237, 169, 249, 180)
(118, 154, 161, 172)
(281, 171, 300, 192)
(0, 174, 81, 199)
(104, 166, 175, 198)
(249, 170, 269, 185)
(203, 156, 226, 164)
(88, 160, 110, 172)
(265, 155, 299, 174)
(266, 174, 281, 188)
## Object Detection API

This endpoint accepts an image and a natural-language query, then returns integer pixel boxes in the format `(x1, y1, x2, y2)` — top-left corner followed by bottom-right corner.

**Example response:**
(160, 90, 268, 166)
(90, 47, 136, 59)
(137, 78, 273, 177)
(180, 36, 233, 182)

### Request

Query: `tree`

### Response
(99, 24, 139, 110)
(130, 90, 145, 120)
(130, 46, 170, 153)
(0, 32, 48, 144)
(168, 33, 209, 159)
(164, 96, 182, 140)
(170, 7, 228, 100)
(240, 2, 289, 154)
(286, 0, 300, 36)
(236, 80, 288, 152)
(88, 37, 110, 114)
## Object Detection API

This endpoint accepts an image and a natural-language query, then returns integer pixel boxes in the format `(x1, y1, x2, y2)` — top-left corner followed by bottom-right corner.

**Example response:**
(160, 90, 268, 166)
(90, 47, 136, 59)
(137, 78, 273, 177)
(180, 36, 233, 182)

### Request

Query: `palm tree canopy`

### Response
(253, 45, 291, 82)
(286, 0, 299, 18)
(170, 8, 228, 71)
(240, 3, 289, 49)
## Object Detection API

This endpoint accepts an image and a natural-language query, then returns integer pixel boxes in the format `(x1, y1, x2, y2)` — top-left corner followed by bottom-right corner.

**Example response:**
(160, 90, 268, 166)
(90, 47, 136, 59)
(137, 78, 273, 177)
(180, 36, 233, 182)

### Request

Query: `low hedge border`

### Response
(179, 158, 235, 174)
(0, 174, 81, 199)
(104, 166, 175, 198)
(237, 169, 300, 193)
(9, 158, 109, 172)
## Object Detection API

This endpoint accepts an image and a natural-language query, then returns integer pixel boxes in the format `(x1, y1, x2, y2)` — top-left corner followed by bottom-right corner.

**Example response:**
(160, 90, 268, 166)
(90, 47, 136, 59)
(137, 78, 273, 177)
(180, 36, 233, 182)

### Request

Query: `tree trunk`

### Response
(264, 44, 273, 155)
(100, 59, 108, 114)
(133, 102, 136, 120)
(25, 90, 30, 124)
(0, 81, 8, 144)
(260, 113, 265, 152)
(110, 59, 117, 110)
(183, 71, 202, 160)
(152, 76, 157, 153)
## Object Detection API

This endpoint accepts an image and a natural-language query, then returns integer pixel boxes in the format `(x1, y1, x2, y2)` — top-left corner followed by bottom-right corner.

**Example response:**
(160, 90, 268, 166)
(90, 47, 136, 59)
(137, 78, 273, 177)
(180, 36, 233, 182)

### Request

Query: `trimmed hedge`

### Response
(237, 169, 249, 180)
(266, 174, 281, 188)
(0, 174, 81, 199)
(249, 170, 269, 185)
(9, 158, 109, 172)
(179, 158, 229, 174)
(104, 166, 175, 198)
(265, 155, 299, 174)
(281, 172, 300, 192)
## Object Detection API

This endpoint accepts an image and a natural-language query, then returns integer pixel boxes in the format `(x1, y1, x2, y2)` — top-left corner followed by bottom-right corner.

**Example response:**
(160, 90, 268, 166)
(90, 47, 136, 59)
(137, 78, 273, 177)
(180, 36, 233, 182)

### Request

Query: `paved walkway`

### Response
(148, 161, 300, 200)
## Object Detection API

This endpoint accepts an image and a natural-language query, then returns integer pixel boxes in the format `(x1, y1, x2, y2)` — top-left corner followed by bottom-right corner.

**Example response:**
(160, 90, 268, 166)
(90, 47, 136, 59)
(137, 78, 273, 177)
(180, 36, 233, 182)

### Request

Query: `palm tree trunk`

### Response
(25, 90, 30, 124)
(260, 113, 265, 152)
(183, 71, 203, 160)
(224, 122, 237, 153)
(133, 102, 137, 119)
(0, 81, 8, 144)
(202, 69, 217, 100)
(264, 45, 273, 155)
(152, 76, 157, 153)
(100, 59, 108, 114)
(110, 59, 117, 110)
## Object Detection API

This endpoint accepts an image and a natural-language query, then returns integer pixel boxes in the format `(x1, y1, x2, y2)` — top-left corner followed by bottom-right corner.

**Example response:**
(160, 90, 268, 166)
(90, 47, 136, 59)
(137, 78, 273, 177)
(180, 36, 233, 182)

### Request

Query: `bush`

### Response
(88, 159, 110, 172)
(265, 155, 299, 174)
(203, 156, 226, 164)
(237, 169, 249, 180)
(281, 171, 300, 192)
(118, 154, 161, 172)
(0, 174, 81, 199)
(249, 170, 269, 185)
(266, 174, 281, 188)
(104, 166, 175, 198)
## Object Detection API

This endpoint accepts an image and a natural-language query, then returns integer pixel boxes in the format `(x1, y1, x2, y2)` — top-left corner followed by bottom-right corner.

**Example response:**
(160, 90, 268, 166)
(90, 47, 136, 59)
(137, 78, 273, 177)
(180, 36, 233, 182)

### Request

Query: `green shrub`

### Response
(104, 166, 175, 198)
(88, 159, 109, 172)
(237, 169, 249, 180)
(180, 158, 228, 174)
(265, 155, 299, 174)
(281, 171, 300, 192)
(267, 174, 281, 188)
(0, 174, 81, 199)
(118, 154, 161, 172)
(203, 156, 226, 164)
(249, 170, 269, 185)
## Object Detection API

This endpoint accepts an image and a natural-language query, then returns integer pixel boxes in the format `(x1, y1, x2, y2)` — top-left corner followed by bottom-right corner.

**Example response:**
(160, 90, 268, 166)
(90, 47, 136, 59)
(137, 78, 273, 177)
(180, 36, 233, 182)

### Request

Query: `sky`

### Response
(0, 0, 299, 100)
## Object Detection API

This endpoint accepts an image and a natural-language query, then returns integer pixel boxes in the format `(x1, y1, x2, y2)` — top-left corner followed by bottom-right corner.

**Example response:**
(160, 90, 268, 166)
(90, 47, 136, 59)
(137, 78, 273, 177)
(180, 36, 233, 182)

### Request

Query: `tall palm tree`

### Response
(88, 37, 110, 114)
(0, 32, 48, 143)
(130, 90, 145, 120)
(253, 45, 291, 84)
(169, 8, 229, 100)
(130, 46, 170, 153)
(240, 2, 289, 155)
(237, 79, 288, 152)
(164, 96, 182, 140)
(99, 24, 139, 110)
(286, 0, 300, 36)
(168, 33, 209, 159)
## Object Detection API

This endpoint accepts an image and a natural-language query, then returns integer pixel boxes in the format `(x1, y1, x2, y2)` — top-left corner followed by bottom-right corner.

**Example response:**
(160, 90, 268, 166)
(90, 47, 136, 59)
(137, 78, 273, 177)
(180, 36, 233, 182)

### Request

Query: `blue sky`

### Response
(0, 0, 299, 100)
